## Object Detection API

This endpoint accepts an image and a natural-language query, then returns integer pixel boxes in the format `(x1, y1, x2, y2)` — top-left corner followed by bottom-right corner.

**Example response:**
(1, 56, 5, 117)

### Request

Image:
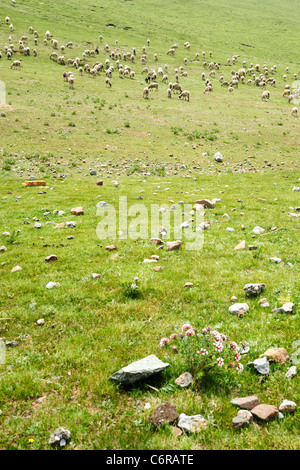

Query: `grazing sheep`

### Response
(203, 85, 213, 94)
(11, 59, 22, 69)
(261, 90, 270, 101)
(49, 52, 58, 61)
(167, 88, 172, 98)
(162, 74, 169, 83)
(178, 90, 190, 101)
(148, 82, 159, 91)
(228, 86, 234, 93)
(282, 89, 291, 97)
(105, 77, 112, 87)
(172, 83, 182, 93)
(68, 75, 75, 89)
(291, 107, 298, 117)
(143, 86, 149, 99)
(5, 17, 10, 24)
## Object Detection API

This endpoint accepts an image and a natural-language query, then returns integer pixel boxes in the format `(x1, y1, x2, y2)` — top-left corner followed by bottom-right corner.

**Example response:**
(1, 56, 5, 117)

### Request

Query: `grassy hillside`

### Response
(0, 0, 299, 450)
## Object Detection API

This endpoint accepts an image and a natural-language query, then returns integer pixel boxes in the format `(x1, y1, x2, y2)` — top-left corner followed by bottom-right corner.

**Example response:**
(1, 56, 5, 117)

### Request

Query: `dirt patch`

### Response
(148, 402, 179, 427)
(0, 104, 13, 111)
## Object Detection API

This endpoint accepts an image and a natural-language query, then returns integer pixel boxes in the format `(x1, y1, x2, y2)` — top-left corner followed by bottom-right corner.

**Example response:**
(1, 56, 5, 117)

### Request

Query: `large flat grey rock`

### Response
(109, 355, 169, 385)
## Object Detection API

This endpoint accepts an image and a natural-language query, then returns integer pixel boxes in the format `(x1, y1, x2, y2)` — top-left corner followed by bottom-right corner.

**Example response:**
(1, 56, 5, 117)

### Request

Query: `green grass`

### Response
(0, 0, 299, 450)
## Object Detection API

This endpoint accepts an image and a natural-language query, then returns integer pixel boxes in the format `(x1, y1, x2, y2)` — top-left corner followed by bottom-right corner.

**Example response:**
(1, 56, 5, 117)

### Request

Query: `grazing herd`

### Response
(0, 13, 299, 117)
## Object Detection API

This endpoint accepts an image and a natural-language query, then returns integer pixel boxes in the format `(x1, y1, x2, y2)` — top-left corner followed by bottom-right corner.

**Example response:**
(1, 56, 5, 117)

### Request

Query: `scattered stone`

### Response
(150, 238, 163, 245)
(258, 298, 270, 308)
(279, 302, 294, 314)
(252, 226, 266, 234)
(49, 427, 71, 448)
(148, 402, 179, 427)
(105, 244, 118, 251)
(55, 222, 66, 229)
(45, 254, 58, 262)
(279, 400, 296, 413)
(109, 354, 169, 385)
(244, 283, 265, 297)
(253, 357, 270, 375)
(96, 201, 107, 208)
(0, 246, 7, 252)
(270, 257, 282, 264)
(37, 319, 45, 325)
(261, 347, 289, 364)
(11, 265, 22, 273)
(214, 151, 223, 163)
(22, 181, 46, 187)
(71, 207, 84, 215)
(197, 221, 211, 230)
(177, 413, 208, 433)
(251, 404, 279, 422)
(292, 186, 300, 192)
(229, 303, 249, 315)
(166, 240, 181, 251)
(143, 258, 157, 263)
(237, 409, 253, 423)
(5, 341, 19, 348)
(226, 227, 235, 232)
(175, 372, 193, 388)
(153, 266, 162, 272)
(248, 245, 257, 251)
(184, 282, 193, 288)
(230, 396, 259, 410)
(96, 180, 103, 186)
(34, 222, 42, 229)
(234, 240, 245, 250)
(46, 282, 60, 289)
(194, 199, 215, 209)
(172, 426, 183, 437)
(65, 221, 76, 228)
(285, 366, 297, 379)
(92, 273, 101, 279)
(232, 415, 250, 429)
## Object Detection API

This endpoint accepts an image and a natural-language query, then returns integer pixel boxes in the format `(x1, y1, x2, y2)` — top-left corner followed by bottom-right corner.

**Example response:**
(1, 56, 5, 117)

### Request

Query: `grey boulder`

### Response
(109, 354, 169, 385)
(244, 283, 265, 297)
